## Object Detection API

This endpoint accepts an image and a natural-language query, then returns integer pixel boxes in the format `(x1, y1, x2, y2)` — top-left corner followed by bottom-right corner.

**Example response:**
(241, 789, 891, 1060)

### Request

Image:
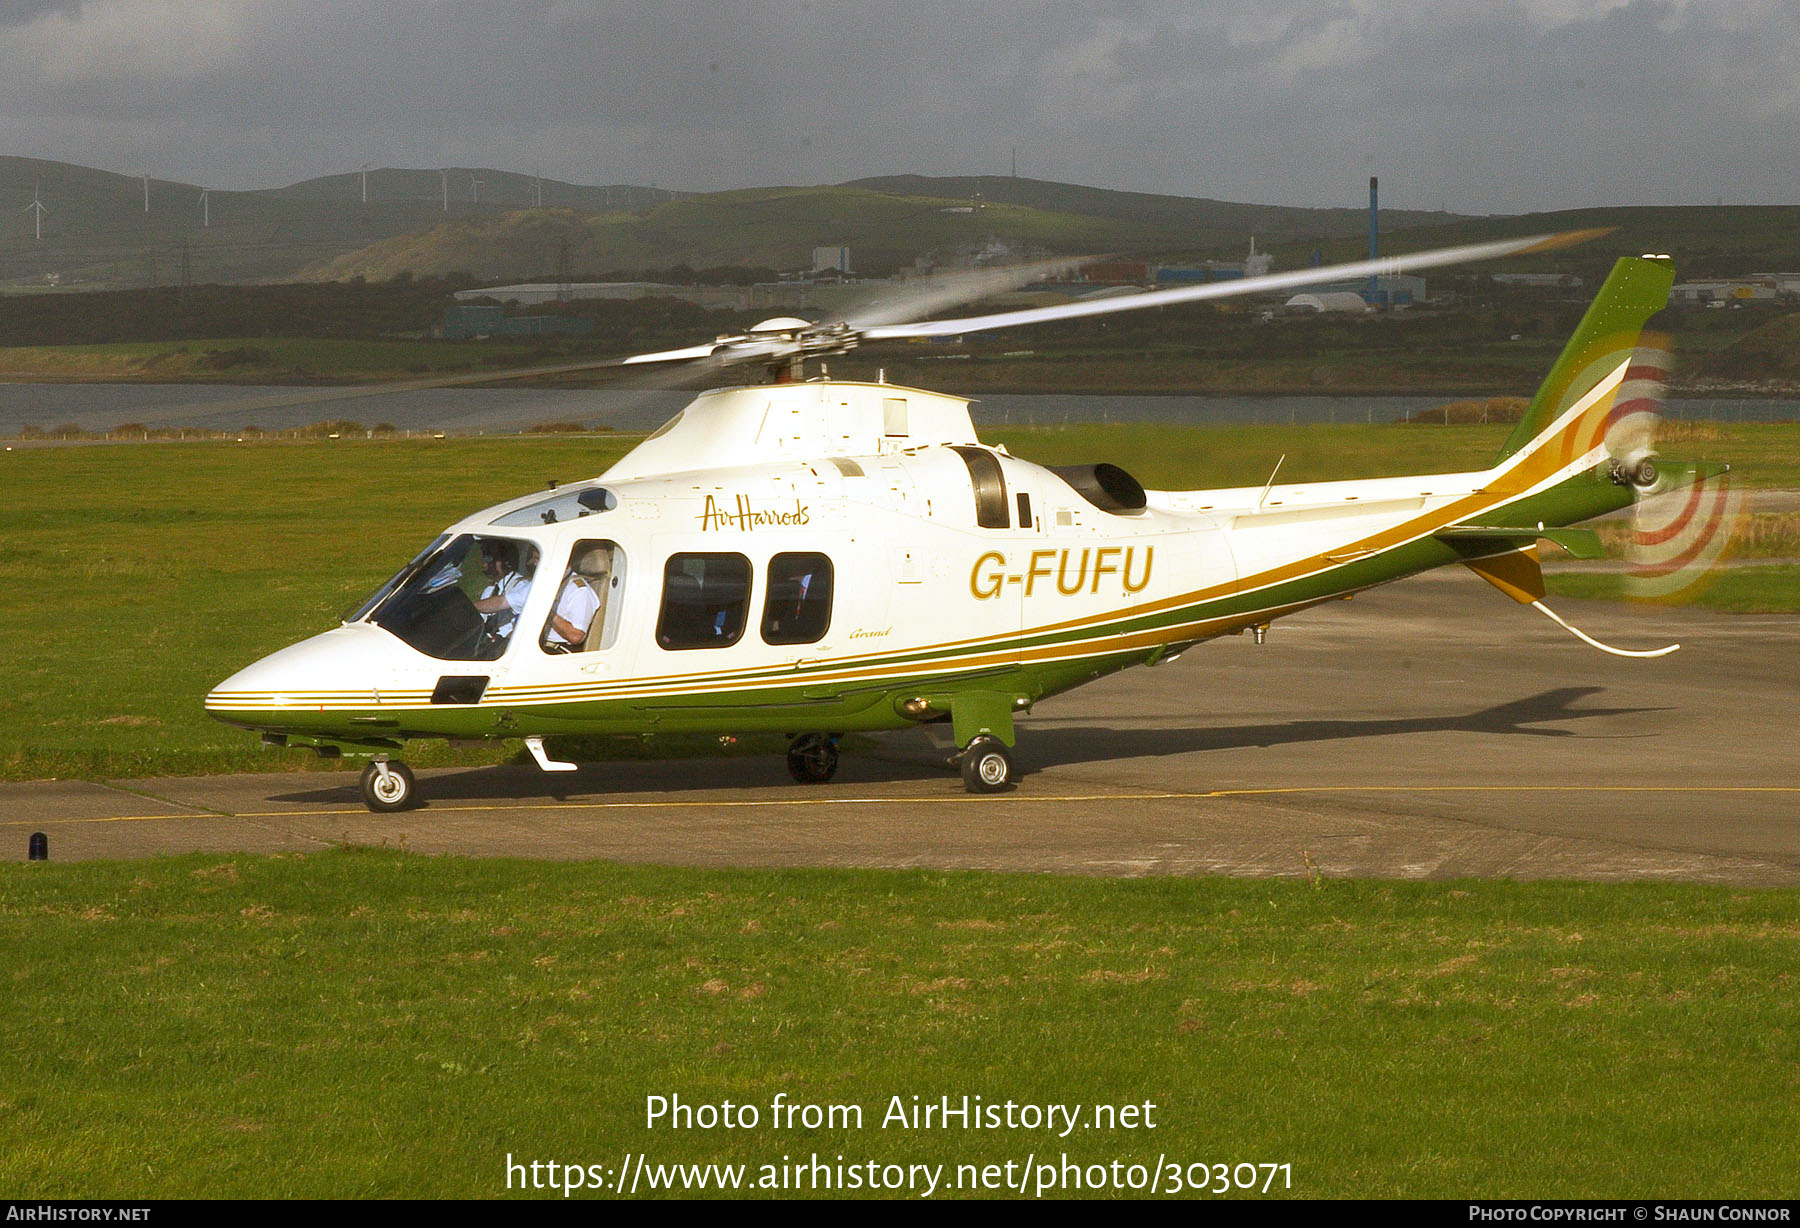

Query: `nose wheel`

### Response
(360, 757, 418, 812)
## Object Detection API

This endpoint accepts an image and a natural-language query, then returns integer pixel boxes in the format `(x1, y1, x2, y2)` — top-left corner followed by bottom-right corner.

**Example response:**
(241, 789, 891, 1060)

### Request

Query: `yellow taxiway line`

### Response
(5, 783, 1799, 827)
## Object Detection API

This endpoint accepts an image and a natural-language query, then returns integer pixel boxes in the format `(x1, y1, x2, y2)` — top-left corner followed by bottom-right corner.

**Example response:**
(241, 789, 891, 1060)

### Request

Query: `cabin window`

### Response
(657, 552, 752, 650)
(365, 533, 541, 662)
(951, 446, 1010, 529)
(540, 540, 621, 654)
(761, 553, 833, 645)
(492, 484, 616, 527)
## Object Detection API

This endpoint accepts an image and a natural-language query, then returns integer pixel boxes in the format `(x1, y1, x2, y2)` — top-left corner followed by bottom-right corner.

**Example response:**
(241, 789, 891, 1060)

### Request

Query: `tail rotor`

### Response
(1597, 341, 1746, 602)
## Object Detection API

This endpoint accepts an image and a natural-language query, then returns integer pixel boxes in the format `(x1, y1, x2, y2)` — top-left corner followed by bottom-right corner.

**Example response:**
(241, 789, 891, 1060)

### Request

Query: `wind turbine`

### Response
(198, 189, 211, 227)
(440, 169, 448, 211)
(360, 163, 370, 203)
(470, 176, 482, 205)
(23, 183, 47, 241)
(142, 172, 150, 213)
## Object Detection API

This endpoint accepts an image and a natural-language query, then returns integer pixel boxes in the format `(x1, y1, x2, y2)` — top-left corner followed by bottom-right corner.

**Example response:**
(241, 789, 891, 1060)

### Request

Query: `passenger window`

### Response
(761, 553, 833, 645)
(951, 446, 1010, 529)
(657, 553, 751, 650)
(540, 540, 619, 654)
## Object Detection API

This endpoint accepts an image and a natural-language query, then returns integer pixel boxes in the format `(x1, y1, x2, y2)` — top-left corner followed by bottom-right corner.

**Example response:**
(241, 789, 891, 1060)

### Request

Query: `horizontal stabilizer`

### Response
(1436, 525, 1606, 559)
(1655, 459, 1732, 488)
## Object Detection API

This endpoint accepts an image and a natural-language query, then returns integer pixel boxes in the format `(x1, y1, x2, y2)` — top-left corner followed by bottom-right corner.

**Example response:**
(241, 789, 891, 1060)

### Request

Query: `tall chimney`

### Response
(1366, 176, 1380, 304)
(1368, 176, 1379, 261)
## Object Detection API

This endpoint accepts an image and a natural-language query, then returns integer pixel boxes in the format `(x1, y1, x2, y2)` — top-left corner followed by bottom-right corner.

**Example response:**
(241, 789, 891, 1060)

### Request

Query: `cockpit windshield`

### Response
(356, 534, 542, 661)
(344, 534, 449, 625)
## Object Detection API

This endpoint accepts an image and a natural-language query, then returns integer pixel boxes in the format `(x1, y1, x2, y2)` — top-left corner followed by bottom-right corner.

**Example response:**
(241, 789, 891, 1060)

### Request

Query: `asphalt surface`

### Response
(6, 570, 1796, 884)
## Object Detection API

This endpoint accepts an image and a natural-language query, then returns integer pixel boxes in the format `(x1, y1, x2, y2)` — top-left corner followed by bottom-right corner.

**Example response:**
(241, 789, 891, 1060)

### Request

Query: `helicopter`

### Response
(206, 234, 1726, 812)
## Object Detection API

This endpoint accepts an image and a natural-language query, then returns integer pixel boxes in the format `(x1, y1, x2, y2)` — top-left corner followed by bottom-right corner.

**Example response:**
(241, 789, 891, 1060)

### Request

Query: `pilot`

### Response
(472, 540, 531, 646)
(543, 553, 606, 652)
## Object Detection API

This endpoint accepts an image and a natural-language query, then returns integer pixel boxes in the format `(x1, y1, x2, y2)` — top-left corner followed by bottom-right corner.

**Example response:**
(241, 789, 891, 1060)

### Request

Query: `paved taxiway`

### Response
(6, 570, 1796, 883)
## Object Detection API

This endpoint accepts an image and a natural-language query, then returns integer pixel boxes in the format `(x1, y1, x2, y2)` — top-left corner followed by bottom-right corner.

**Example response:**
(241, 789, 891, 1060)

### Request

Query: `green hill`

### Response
(0, 158, 676, 290)
(8, 157, 1800, 293)
(299, 184, 1157, 281)
(1684, 309, 1800, 384)
(845, 173, 1464, 246)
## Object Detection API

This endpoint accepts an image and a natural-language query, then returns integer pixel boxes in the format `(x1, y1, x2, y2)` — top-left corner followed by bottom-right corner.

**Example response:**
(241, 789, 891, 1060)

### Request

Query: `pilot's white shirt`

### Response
(546, 576, 602, 645)
(480, 571, 532, 637)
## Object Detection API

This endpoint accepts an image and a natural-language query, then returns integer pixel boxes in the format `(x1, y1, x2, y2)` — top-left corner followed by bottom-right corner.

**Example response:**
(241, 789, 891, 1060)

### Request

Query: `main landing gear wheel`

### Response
(786, 733, 839, 784)
(959, 736, 1013, 794)
(359, 758, 417, 813)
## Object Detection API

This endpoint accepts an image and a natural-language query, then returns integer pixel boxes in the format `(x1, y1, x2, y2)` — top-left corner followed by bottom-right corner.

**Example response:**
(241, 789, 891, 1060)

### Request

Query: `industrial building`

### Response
(1284, 291, 1371, 313)
(1362, 273, 1427, 307)
(438, 304, 593, 339)
(454, 282, 681, 306)
(1493, 272, 1585, 289)
(1669, 279, 1779, 305)
(1286, 273, 1426, 309)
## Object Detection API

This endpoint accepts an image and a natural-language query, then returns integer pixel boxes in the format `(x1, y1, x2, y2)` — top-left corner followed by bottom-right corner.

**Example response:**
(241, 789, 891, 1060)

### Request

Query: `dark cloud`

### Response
(0, 1, 83, 25)
(0, 1, 1793, 212)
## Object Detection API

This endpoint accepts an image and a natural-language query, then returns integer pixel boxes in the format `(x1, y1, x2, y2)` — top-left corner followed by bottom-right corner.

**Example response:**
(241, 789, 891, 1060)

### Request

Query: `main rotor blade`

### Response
(609, 256, 1102, 370)
(124, 353, 637, 422)
(614, 342, 724, 367)
(861, 229, 1609, 340)
(838, 255, 1096, 330)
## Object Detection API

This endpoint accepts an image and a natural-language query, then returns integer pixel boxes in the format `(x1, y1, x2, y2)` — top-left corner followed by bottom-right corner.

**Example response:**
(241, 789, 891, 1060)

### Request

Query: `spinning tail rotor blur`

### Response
(1600, 337, 1746, 602)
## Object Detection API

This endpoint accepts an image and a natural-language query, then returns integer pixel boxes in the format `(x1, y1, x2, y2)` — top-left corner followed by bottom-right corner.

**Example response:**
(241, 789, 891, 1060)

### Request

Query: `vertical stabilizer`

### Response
(1494, 257, 1674, 464)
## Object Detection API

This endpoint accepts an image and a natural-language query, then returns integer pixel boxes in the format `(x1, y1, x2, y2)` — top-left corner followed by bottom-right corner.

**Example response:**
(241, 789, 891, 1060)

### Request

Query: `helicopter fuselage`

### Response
(206, 378, 1630, 764)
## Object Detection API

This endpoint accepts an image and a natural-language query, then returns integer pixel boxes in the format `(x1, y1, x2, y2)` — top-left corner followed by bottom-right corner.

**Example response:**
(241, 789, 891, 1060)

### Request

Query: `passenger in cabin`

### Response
(770, 569, 812, 634)
(473, 541, 531, 648)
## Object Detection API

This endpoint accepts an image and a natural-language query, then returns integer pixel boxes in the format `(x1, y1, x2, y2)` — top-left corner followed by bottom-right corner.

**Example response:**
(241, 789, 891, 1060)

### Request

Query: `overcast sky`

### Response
(1, 0, 1794, 214)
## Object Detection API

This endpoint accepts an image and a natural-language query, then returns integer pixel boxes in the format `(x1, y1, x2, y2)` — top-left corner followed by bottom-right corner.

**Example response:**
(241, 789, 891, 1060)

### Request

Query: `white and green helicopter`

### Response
(208, 235, 1722, 812)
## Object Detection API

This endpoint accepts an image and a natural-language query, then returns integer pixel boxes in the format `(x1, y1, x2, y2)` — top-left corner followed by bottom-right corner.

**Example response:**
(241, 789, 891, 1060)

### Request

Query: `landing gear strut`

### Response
(786, 733, 840, 783)
(959, 736, 1013, 793)
(359, 756, 417, 812)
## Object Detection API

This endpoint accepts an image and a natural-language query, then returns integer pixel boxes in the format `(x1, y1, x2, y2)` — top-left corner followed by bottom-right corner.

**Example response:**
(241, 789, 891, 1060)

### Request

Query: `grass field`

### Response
(3, 424, 1792, 782)
(2, 850, 1796, 1199)
(986, 420, 1800, 491)
(1545, 566, 1800, 613)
